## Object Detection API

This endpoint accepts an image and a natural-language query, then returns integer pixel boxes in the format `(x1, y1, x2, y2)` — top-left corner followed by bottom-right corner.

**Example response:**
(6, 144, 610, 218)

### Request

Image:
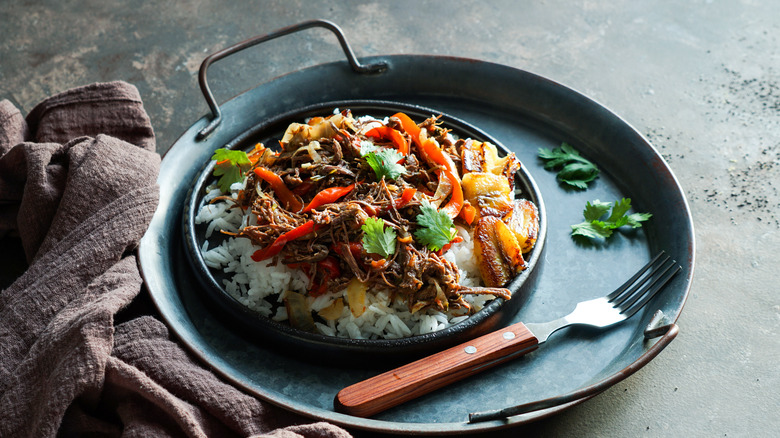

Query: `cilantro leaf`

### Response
(361, 217, 397, 258)
(538, 143, 599, 189)
(571, 198, 652, 240)
(571, 220, 614, 239)
(538, 143, 581, 169)
(359, 140, 381, 155)
(414, 200, 457, 251)
(582, 200, 612, 221)
(556, 162, 600, 190)
(361, 142, 406, 181)
(626, 212, 653, 228)
(606, 198, 632, 223)
(211, 148, 251, 192)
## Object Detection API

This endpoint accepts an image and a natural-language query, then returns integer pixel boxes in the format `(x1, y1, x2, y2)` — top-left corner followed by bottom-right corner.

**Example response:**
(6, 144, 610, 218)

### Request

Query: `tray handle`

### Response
(196, 19, 387, 140)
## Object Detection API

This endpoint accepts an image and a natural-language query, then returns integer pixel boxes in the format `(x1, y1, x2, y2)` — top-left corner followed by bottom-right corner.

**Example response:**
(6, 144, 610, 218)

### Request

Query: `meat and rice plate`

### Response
(196, 110, 539, 339)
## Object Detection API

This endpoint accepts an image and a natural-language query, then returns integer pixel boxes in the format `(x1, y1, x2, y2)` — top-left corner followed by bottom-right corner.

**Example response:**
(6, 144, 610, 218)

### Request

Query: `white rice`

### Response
(196, 181, 494, 339)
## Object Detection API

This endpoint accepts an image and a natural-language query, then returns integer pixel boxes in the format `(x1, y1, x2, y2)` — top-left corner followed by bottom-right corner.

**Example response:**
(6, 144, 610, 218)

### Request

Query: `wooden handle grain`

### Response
(334, 321, 539, 417)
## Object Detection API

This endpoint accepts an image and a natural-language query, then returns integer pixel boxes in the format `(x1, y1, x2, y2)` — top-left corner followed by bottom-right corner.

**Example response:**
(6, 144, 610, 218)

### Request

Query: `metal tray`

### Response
(138, 25, 694, 435)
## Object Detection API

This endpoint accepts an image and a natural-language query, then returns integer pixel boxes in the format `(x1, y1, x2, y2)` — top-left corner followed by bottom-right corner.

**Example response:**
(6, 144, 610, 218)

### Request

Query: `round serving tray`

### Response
(138, 51, 694, 434)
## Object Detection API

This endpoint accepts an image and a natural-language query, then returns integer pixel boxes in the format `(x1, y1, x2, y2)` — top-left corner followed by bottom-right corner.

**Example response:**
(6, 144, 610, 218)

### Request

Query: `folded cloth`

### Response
(0, 82, 352, 438)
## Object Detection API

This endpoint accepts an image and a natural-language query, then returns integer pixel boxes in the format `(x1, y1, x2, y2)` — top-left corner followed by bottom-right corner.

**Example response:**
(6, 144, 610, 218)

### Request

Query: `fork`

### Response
(334, 251, 681, 418)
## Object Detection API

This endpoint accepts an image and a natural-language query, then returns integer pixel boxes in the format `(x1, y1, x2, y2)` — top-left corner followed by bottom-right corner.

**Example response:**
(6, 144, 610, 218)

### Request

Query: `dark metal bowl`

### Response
(181, 100, 546, 363)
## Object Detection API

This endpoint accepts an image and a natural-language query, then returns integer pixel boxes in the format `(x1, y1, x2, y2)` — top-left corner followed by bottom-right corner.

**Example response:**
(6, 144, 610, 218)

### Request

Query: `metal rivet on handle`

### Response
(464, 346, 477, 354)
(503, 332, 515, 340)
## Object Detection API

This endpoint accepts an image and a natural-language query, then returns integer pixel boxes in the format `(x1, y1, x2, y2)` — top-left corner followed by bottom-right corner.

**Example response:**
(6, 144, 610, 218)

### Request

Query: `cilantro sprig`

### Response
(361, 217, 397, 258)
(414, 200, 457, 251)
(211, 148, 251, 192)
(360, 141, 406, 181)
(538, 143, 599, 189)
(571, 198, 652, 240)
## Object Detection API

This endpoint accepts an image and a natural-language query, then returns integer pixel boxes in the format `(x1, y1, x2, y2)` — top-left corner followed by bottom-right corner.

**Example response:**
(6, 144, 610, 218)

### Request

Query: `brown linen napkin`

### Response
(0, 82, 352, 438)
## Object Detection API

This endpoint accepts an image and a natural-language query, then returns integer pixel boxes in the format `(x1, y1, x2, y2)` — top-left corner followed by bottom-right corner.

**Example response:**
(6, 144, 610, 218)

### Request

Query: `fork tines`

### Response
(607, 251, 682, 317)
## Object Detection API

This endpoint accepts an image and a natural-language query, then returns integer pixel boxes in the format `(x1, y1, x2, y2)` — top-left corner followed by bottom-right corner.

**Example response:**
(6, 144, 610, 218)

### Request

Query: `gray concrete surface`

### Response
(1, 1, 778, 436)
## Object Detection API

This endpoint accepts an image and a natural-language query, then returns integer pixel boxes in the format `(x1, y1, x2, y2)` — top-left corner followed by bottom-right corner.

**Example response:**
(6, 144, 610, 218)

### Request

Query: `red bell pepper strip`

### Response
(394, 187, 417, 209)
(318, 262, 338, 278)
(292, 179, 315, 196)
(253, 167, 303, 212)
(310, 256, 342, 296)
(419, 137, 457, 174)
(365, 126, 409, 155)
(331, 241, 366, 271)
(420, 139, 464, 218)
(251, 220, 318, 261)
(301, 183, 356, 213)
(347, 241, 364, 258)
(392, 112, 422, 148)
(440, 168, 464, 218)
(436, 235, 464, 256)
(332, 241, 364, 258)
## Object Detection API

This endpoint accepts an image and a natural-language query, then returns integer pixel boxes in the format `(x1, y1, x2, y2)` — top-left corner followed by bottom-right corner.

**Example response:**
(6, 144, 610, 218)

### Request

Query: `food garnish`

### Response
(360, 142, 407, 181)
(211, 148, 251, 192)
(414, 200, 457, 251)
(571, 198, 652, 239)
(538, 144, 650, 242)
(538, 142, 599, 189)
(361, 217, 397, 258)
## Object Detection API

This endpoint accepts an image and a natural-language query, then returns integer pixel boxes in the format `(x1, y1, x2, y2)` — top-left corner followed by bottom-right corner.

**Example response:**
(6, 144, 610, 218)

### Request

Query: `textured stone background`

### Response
(1, 1, 778, 436)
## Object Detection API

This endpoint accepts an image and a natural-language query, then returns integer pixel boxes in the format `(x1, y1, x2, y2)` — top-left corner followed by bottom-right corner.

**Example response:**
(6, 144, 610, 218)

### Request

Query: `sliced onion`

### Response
(284, 291, 316, 331)
(430, 170, 453, 208)
(318, 298, 345, 321)
(346, 278, 367, 317)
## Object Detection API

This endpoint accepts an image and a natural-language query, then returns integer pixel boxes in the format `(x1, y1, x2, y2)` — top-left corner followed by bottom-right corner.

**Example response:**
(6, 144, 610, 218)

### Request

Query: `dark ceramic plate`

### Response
(138, 53, 694, 435)
(180, 101, 547, 363)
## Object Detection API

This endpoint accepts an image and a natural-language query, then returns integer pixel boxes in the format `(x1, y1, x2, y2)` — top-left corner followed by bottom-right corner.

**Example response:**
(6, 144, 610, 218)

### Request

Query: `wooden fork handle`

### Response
(334, 322, 539, 417)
